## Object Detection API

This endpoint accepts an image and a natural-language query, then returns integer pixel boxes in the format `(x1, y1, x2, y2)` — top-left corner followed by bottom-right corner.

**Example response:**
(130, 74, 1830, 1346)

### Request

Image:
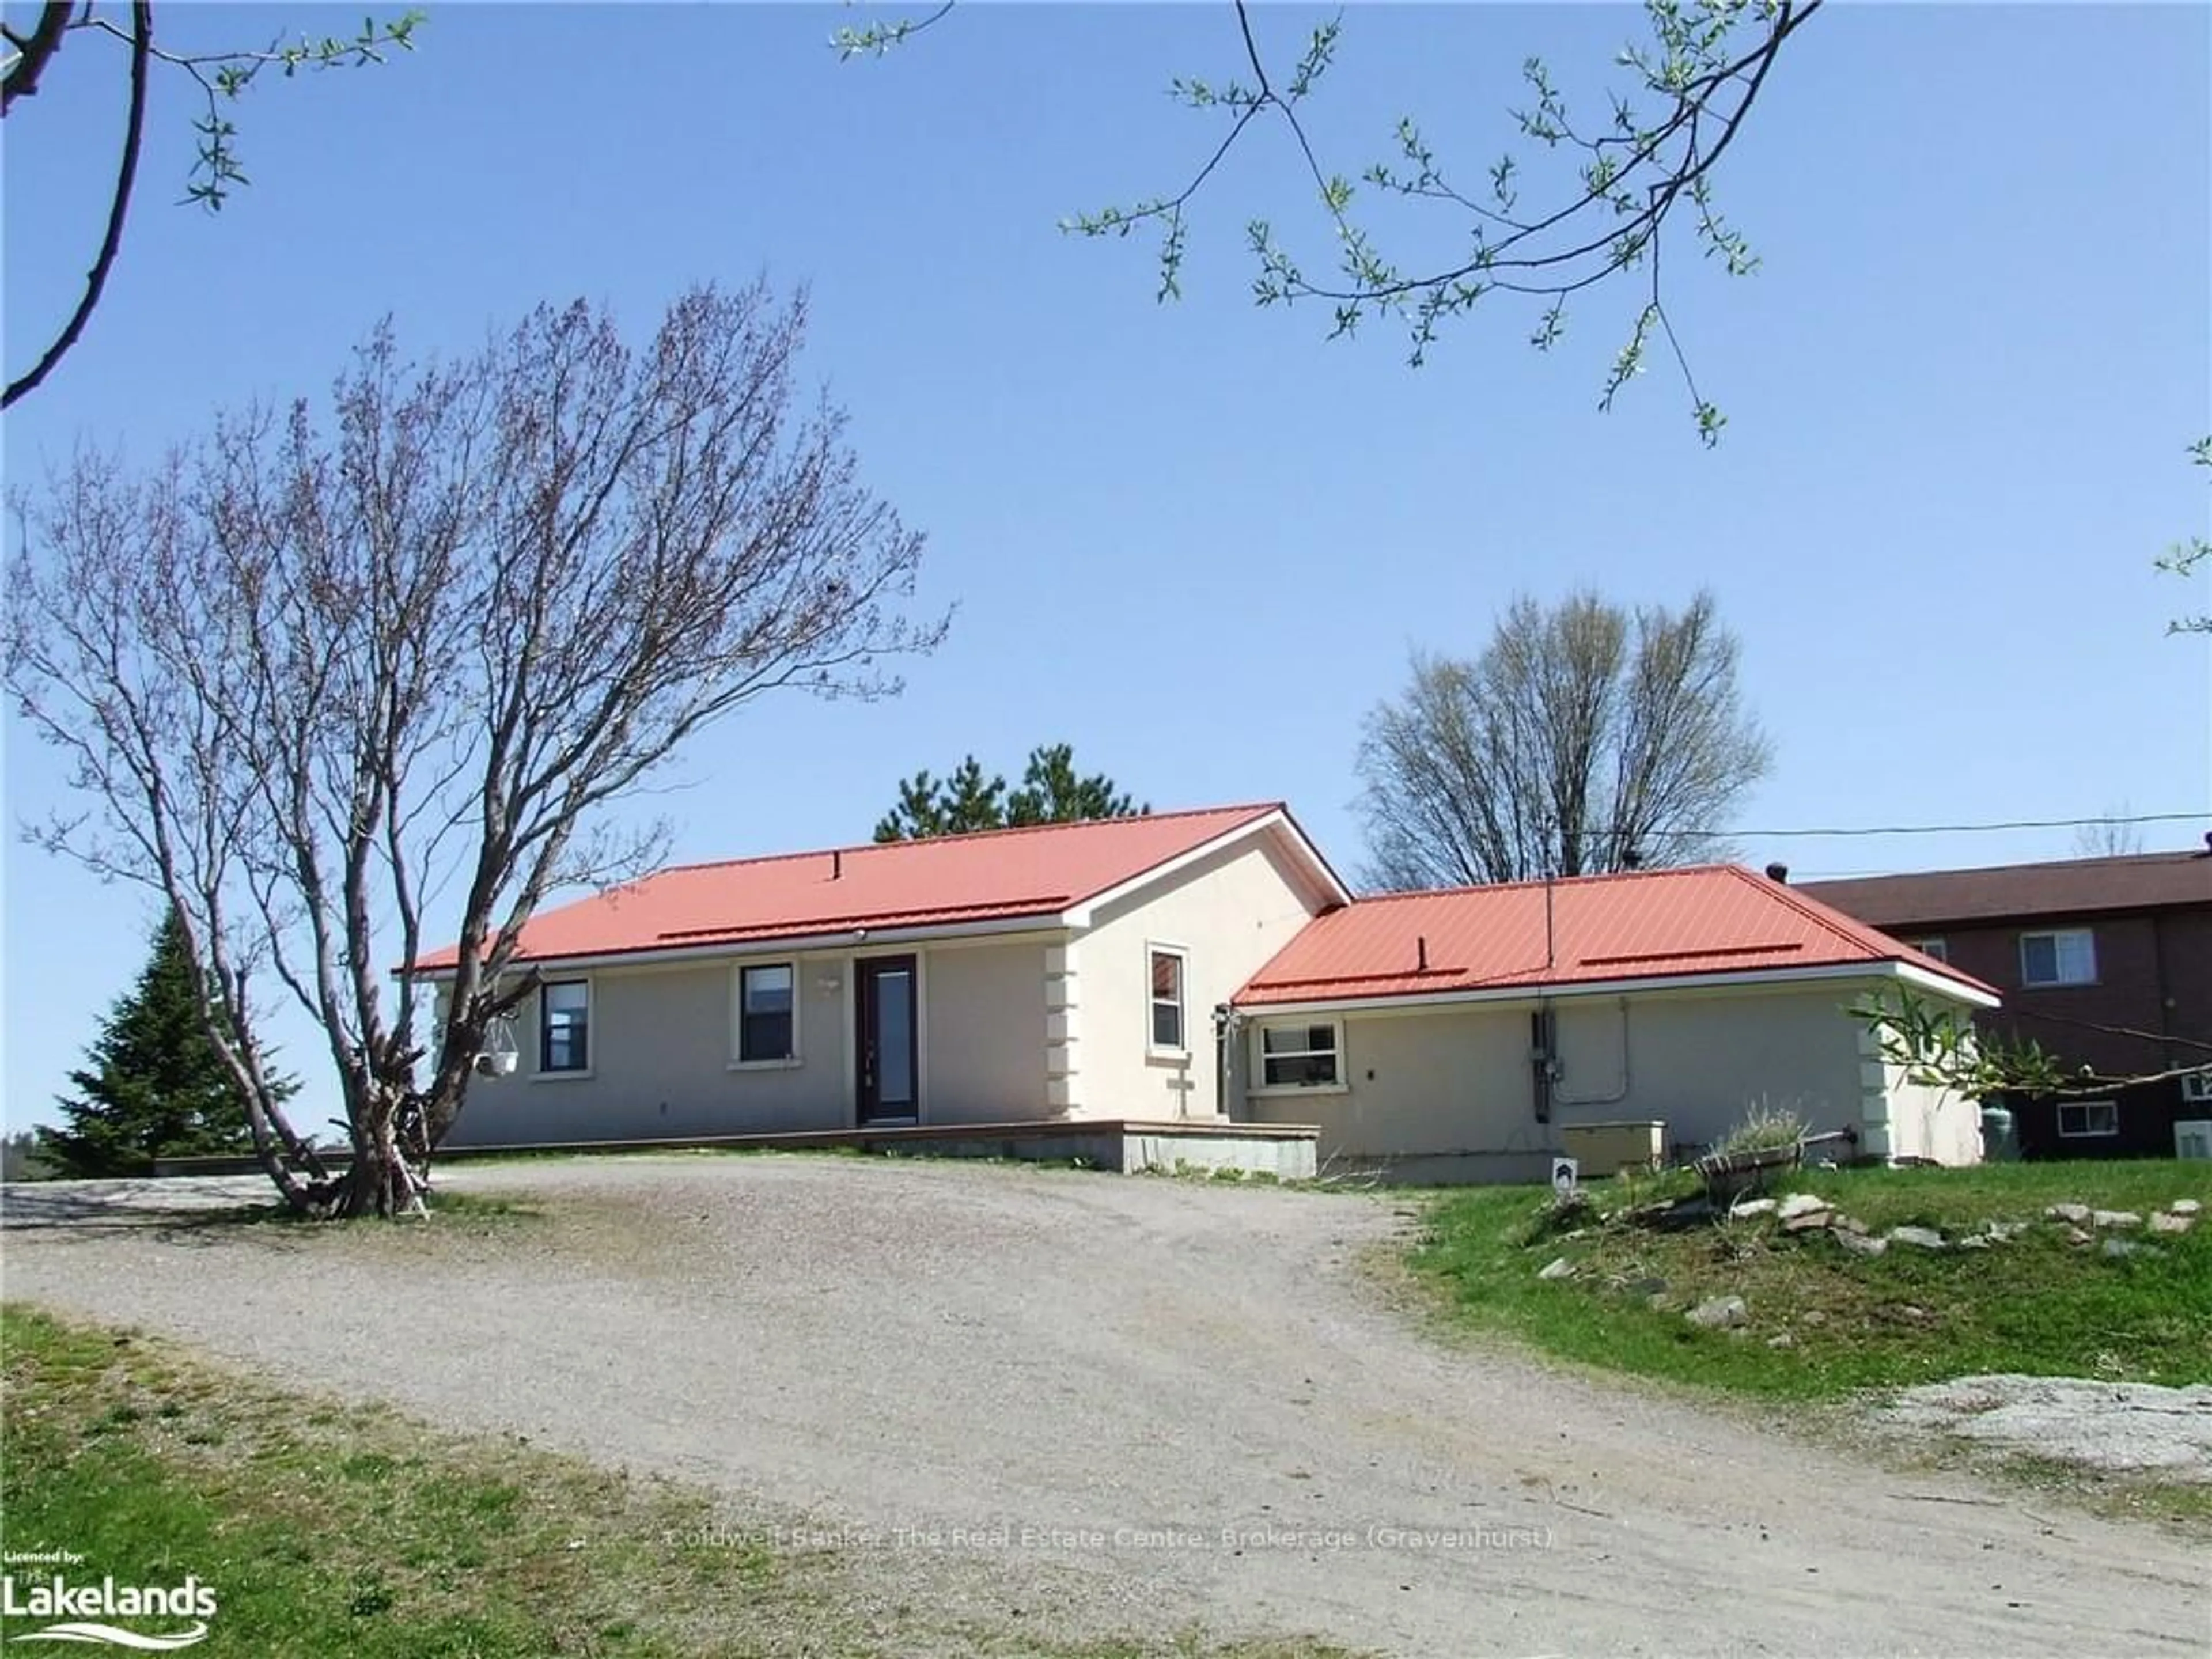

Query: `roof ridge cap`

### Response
(1730, 863, 1903, 961)
(1346, 862, 1732, 905)
(654, 801, 1283, 875)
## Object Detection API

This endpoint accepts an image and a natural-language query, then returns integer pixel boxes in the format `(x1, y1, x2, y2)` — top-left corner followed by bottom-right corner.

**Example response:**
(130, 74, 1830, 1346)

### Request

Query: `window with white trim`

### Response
(1256, 1021, 1342, 1089)
(1147, 946, 1187, 1054)
(737, 963, 797, 1063)
(2180, 1073, 2212, 1104)
(1911, 938, 1949, 964)
(2056, 1100, 2118, 1138)
(2020, 928, 2096, 987)
(539, 980, 590, 1073)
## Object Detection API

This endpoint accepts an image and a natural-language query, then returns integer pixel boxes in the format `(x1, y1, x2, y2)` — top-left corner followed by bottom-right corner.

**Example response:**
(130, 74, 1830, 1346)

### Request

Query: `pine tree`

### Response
(40, 912, 282, 1177)
(874, 745, 1146, 841)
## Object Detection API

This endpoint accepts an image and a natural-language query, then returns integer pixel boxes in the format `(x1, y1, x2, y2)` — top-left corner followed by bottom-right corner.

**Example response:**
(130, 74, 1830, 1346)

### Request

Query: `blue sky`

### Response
(5, 3, 2207, 1131)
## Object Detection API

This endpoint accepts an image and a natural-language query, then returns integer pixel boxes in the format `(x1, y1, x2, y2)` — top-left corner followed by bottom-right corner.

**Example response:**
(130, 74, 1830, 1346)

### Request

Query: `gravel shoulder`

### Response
(6, 1154, 2207, 1657)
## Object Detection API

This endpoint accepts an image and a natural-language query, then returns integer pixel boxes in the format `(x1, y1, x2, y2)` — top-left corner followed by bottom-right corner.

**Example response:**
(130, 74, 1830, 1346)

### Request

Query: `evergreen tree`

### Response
(1005, 743, 1144, 827)
(873, 756, 1009, 841)
(874, 745, 1146, 841)
(40, 912, 280, 1176)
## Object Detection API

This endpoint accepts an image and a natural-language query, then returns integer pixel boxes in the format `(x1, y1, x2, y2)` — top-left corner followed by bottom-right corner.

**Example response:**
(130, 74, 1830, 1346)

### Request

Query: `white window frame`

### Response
(2056, 1100, 2118, 1139)
(2180, 1072, 2212, 1104)
(1249, 1018, 1348, 1094)
(1146, 941, 1189, 1059)
(2019, 927, 2096, 988)
(534, 976, 593, 1080)
(1911, 937, 1949, 964)
(731, 960, 802, 1070)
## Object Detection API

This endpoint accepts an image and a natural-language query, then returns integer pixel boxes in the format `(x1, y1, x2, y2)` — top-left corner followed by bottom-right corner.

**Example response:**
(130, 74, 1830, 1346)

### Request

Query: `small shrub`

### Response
(1714, 1102, 1809, 1157)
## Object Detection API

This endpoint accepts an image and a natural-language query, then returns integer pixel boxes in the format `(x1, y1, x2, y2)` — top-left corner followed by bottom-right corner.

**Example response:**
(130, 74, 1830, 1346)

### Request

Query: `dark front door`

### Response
(855, 955, 918, 1124)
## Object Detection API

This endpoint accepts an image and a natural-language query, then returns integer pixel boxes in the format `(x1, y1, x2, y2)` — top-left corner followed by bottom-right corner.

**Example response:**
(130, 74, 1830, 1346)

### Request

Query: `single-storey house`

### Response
(1229, 863, 1997, 1183)
(422, 805, 1352, 1154)
(418, 804, 1999, 1180)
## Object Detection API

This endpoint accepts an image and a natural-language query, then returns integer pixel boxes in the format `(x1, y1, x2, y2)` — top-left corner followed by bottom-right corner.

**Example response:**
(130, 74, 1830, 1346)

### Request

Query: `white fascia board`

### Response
(1065, 809, 1351, 927)
(1895, 959, 2002, 1009)
(1235, 959, 1993, 1021)
(408, 917, 1073, 983)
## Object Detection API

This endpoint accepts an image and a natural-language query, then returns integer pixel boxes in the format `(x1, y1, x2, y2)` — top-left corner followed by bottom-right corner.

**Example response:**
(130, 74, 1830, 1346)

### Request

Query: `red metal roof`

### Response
(418, 804, 1296, 971)
(1234, 863, 1994, 1008)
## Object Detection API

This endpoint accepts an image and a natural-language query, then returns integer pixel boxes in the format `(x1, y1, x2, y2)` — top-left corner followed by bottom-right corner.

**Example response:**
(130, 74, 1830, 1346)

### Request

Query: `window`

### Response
(2057, 1100, 2118, 1138)
(737, 963, 796, 1064)
(1257, 1022, 1342, 1089)
(539, 980, 590, 1073)
(1147, 946, 1186, 1054)
(2020, 928, 2096, 987)
(1911, 938, 1949, 964)
(2181, 1073, 2212, 1105)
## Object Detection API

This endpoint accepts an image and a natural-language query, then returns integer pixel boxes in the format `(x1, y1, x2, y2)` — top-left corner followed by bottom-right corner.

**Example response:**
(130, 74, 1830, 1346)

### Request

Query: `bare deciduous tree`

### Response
(7, 282, 941, 1218)
(2070, 812, 2147, 860)
(846, 0, 1821, 441)
(1357, 590, 1771, 891)
(2160, 436, 2210, 636)
(2, 5, 421, 408)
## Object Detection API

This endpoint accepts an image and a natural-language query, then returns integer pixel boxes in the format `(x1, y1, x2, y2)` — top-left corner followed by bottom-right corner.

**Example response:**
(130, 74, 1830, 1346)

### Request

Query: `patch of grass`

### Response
(2, 1305, 1357, 1658)
(1408, 1161, 2212, 1402)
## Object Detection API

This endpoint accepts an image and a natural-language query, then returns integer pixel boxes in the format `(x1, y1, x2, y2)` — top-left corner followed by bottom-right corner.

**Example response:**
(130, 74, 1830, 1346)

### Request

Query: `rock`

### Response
(1730, 1198, 1779, 1219)
(1956, 1236, 1993, 1251)
(2171, 1199, 2202, 1217)
(1895, 1304, 1931, 1323)
(2092, 1210, 2143, 1230)
(1833, 1214, 1869, 1236)
(2065, 1226, 2093, 1246)
(1783, 1210, 1835, 1234)
(2045, 1203, 2091, 1225)
(1888, 1225, 1948, 1251)
(1836, 1230, 1888, 1257)
(1984, 1221, 2031, 1242)
(2150, 1211, 2195, 1235)
(1800, 1308, 1829, 1326)
(1777, 1193, 1830, 1222)
(1538, 1256, 1576, 1281)
(1687, 1296, 1748, 1330)
(1766, 1332, 1796, 1349)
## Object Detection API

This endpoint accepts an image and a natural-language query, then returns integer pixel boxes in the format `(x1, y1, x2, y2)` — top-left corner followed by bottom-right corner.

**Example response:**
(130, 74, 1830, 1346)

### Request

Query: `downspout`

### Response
(1530, 1002, 1556, 1124)
(1213, 1003, 1238, 1122)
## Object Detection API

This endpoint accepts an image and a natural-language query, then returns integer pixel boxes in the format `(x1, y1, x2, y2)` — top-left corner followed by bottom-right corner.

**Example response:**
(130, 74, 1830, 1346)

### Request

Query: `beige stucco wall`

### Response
(1866, 1041, 1984, 1166)
(1238, 977, 1985, 1181)
(446, 952, 850, 1146)
(914, 940, 1052, 1124)
(443, 937, 1059, 1146)
(1071, 837, 1334, 1122)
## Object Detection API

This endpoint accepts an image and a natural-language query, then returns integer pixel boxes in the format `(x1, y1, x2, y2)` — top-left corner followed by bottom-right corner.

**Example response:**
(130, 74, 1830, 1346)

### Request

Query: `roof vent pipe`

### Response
(1764, 862, 1789, 884)
(1417, 934, 1429, 972)
(832, 849, 842, 881)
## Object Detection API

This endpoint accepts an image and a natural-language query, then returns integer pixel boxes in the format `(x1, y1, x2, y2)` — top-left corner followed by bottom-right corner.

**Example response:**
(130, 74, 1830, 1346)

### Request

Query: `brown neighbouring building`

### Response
(1801, 842, 2212, 1161)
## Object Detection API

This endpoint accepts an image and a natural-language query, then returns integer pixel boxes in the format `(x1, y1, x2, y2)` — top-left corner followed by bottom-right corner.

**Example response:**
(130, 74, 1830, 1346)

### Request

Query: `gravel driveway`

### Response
(5, 1155, 2205, 1656)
